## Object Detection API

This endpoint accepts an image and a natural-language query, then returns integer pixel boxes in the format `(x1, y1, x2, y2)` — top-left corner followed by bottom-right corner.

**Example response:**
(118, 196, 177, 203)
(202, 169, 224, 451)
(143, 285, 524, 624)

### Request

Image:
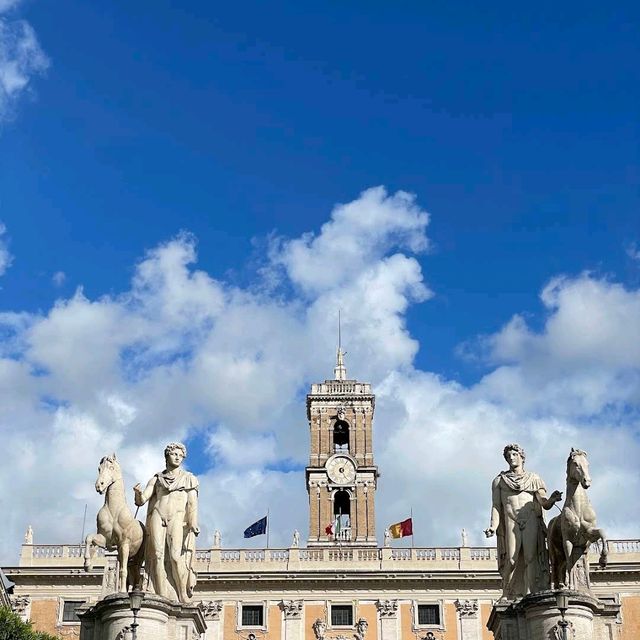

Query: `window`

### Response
(417, 604, 440, 626)
(331, 604, 353, 626)
(62, 600, 85, 623)
(241, 605, 264, 627)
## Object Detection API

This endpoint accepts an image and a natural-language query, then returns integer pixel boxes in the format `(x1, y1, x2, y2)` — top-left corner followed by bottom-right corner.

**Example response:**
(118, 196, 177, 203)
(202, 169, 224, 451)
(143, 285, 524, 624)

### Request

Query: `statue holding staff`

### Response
(485, 443, 562, 599)
(134, 442, 199, 603)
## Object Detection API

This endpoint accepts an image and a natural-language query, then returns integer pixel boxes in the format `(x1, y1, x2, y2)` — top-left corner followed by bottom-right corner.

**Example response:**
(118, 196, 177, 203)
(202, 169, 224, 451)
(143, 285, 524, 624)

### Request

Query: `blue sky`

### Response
(0, 1, 638, 559)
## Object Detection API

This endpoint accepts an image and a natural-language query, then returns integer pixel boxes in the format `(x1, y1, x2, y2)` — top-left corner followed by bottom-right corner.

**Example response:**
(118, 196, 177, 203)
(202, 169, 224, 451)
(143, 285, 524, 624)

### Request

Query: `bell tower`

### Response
(306, 346, 378, 546)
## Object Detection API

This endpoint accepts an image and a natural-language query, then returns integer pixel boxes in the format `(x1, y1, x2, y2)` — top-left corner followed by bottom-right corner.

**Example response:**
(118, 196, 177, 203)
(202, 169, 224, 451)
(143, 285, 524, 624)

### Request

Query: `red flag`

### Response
(389, 517, 413, 538)
(325, 522, 334, 535)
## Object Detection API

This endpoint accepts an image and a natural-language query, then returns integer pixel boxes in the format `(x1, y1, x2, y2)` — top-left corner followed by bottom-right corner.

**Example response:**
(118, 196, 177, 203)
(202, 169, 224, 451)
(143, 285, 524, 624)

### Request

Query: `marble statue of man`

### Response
(484, 443, 562, 599)
(24, 525, 33, 545)
(461, 528, 468, 547)
(292, 529, 300, 547)
(134, 442, 199, 603)
(384, 528, 391, 547)
(213, 529, 221, 549)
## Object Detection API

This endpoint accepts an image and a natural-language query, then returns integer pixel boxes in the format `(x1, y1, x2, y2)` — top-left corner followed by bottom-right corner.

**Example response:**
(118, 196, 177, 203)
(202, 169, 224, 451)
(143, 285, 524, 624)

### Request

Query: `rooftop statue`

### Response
(134, 442, 199, 603)
(485, 443, 563, 599)
(548, 448, 608, 592)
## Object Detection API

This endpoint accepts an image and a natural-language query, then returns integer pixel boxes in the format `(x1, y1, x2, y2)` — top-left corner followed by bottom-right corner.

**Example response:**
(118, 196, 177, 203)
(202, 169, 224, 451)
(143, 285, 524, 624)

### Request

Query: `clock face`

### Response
(326, 455, 356, 484)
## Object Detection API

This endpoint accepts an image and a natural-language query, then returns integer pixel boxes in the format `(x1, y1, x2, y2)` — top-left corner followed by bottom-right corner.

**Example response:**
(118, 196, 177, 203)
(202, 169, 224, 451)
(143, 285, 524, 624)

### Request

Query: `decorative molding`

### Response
(199, 600, 223, 620)
(376, 600, 398, 618)
(552, 620, 576, 640)
(312, 618, 327, 640)
(280, 600, 303, 619)
(354, 617, 368, 640)
(454, 599, 478, 618)
(10, 595, 30, 617)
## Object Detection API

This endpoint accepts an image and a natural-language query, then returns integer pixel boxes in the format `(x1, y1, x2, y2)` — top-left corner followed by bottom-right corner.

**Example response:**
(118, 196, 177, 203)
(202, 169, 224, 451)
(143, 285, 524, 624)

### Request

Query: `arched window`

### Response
(333, 420, 349, 453)
(333, 489, 351, 540)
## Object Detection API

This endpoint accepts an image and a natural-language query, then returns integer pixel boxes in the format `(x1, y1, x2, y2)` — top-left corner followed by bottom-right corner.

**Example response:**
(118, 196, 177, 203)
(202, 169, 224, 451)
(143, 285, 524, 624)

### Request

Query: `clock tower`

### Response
(306, 347, 378, 546)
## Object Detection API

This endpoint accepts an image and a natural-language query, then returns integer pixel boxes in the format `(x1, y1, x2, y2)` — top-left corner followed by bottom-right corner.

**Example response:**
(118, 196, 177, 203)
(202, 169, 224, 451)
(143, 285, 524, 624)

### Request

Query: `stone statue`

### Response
(292, 529, 300, 547)
(548, 448, 608, 591)
(24, 525, 33, 544)
(84, 454, 145, 592)
(312, 618, 327, 640)
(484, 443, 563, 599)
(134, 442, 199, 603)
(213, 529, 221, 549)
(355, 618, 368, 640)
(384, 528, 391, 547)
(461, 528, 468, 547)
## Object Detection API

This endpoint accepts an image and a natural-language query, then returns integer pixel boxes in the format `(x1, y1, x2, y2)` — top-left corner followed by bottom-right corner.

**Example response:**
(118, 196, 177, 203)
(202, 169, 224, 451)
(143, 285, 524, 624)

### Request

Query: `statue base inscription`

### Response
(487, 590, 620, 640)
(79, 593, 206, 640)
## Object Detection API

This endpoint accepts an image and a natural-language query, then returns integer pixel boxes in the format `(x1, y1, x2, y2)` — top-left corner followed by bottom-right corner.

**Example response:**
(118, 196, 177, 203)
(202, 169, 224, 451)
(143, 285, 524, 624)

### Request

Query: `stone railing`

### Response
(309, 382, 372, 395)
(18, 540, 640, 571)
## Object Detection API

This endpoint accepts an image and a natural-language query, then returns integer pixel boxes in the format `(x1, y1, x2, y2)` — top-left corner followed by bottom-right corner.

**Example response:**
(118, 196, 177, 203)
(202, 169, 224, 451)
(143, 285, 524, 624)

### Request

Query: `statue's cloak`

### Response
(146, 468, 199, 600)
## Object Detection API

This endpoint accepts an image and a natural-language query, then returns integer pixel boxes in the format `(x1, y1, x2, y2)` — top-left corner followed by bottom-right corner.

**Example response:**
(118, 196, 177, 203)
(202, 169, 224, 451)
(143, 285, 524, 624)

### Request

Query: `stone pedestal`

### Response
(487, 590, 620, 640)
(79, 593, 207, 640)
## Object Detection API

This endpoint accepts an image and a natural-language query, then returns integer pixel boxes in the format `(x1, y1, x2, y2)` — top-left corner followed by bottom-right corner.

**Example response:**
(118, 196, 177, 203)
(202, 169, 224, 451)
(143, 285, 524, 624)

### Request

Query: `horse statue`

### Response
(84, 454, 145, 592)
(548, 448, 608, 591)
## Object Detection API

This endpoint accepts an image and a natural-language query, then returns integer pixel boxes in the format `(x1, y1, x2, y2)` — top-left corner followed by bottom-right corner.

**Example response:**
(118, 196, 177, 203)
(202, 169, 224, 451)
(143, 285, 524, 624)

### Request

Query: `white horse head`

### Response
(95, 453, 121, 495)
(567, 448, 591, 489)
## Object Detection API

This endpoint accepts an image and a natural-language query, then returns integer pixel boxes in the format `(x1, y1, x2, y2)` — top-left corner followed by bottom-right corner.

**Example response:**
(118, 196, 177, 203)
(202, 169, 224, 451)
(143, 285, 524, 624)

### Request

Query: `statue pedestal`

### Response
(79, 593, 207, 640)
(487, 590, 620, 640)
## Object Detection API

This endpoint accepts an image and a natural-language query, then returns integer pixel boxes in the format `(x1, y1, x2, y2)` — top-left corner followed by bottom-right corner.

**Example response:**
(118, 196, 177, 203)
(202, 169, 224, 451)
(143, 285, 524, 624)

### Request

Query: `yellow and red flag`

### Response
(388, 517, 413, 539)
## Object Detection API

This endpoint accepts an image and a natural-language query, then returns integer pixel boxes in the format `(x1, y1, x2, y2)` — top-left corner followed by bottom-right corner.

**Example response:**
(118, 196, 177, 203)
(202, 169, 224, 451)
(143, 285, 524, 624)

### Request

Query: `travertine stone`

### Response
(487, 590, 621, 640)
(78, 593, 206, 640)
(134, 443, 199, 603)
(485, 444, 563, 599)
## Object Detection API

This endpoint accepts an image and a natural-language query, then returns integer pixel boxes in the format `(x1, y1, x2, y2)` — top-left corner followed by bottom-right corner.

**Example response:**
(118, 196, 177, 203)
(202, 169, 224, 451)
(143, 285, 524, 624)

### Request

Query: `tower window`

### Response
(333, 420, 349, 453)
(331, 604, 353, 626)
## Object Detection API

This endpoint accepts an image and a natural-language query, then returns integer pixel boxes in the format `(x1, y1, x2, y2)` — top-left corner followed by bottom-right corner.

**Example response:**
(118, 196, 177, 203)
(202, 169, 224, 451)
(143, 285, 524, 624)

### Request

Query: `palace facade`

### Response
(4, 352, 640, 639)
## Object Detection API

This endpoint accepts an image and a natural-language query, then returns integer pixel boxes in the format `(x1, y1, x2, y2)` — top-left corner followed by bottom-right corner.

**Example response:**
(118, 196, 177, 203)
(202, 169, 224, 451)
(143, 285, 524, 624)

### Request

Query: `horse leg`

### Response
(590, 527, 608, 568)
(84, 533, 106, 572)
(563, 538, 574, 589)
(118, 540, 130, 593)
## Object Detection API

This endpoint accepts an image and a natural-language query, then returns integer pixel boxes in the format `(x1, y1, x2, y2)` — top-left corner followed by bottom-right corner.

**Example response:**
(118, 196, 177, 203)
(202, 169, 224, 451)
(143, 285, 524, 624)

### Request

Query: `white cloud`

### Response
(0, 1, 48, 123)
(0, 188, 639, 562)
(52, 271, 65, 287)
(626, 242, 640, 263)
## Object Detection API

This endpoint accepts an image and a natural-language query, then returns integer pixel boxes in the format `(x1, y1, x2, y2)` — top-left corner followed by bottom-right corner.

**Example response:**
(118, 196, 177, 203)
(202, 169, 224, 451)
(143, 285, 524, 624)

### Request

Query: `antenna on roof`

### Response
(334, 310, 347, 381)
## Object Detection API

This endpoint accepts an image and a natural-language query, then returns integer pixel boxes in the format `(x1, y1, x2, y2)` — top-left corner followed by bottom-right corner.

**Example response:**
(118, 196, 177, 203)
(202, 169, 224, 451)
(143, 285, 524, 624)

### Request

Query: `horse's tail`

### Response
(127, 521, 146, 591)
(547, 515, 561, 589)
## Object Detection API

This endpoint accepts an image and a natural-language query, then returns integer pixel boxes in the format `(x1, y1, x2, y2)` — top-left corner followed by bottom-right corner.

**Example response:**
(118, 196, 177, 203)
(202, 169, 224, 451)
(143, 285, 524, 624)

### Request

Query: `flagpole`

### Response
(266, 509, 270, 549)
(411, 507, 414, 549)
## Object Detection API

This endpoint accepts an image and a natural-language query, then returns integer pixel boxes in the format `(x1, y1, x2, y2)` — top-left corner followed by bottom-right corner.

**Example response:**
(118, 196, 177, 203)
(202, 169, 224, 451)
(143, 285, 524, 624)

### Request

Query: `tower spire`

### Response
(334, 310, 347, 380)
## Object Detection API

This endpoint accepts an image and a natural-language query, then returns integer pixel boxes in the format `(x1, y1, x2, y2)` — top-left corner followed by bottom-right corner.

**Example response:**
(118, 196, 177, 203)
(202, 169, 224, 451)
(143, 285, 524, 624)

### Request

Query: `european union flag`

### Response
(244, 515, 268, 538)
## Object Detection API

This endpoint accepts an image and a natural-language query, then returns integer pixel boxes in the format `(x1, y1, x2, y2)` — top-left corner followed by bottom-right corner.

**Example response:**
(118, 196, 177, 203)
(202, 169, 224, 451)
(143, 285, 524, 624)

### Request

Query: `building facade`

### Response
(4, 352, 640, 639)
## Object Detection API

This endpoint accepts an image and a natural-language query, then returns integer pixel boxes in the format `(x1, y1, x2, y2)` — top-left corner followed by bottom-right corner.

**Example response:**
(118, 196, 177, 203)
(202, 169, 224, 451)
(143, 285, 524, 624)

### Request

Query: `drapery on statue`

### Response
(134, 442, 199, 603)
(548, 448, 608, 591)
(84, 454, 145, 591)
(484, 443, 563, 599)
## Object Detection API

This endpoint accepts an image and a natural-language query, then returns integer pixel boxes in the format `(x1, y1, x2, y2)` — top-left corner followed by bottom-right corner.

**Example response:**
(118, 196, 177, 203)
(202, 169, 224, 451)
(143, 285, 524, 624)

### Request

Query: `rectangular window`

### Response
(62, 601, 85, 623)
(417, 604, 440, 626)
(241, 605, 264, 627)
(331, 604, 353, 626)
